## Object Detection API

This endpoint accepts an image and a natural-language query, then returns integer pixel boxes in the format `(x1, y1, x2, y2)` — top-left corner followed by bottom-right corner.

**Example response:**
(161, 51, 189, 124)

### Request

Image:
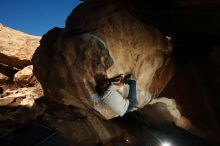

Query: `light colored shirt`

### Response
(101, 84, 129, 116)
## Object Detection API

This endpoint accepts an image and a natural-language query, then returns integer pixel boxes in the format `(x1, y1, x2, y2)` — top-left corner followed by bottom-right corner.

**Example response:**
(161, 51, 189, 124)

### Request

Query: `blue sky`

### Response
(0, 0, 81, 36)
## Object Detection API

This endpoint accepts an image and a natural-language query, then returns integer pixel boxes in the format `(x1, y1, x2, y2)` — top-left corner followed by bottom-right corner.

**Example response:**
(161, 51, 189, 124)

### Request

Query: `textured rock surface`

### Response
(0, 97, 161, 146)
(0, 63, 18, 82)
(0, 24, 41, 69)
(160, 37, 220, 143)
(32, 2, 174, 119)
(141, 97, 201, 136)
(0, 1, 219, 145)
(14, 65, 37, 87)
(0, 73, 8, 84)
(0, 84, 43, 107)
(0, 25, 43, 108)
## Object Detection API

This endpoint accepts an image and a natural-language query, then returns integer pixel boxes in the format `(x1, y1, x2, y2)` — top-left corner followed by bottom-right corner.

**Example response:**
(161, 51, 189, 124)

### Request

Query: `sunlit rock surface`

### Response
(0, 85, 43, 107)
(32, 2, 174, 119)
(0, 24, 41, 69)
(14, 65, 37, 87)
(0, 25, 43, 110)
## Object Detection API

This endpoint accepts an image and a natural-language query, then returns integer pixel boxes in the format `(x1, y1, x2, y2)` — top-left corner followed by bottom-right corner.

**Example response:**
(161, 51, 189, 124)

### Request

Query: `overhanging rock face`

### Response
(32, 1, 174, 119)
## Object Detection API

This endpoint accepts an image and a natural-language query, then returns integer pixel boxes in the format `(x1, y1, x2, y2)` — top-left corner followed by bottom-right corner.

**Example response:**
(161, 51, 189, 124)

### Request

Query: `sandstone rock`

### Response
(0, 98, 47, 133)
(0, 85, 43, 107)
(32, 2, 174, 119)
(0, 96, 160, 146)
(42, 99, 160, 146)
(0, 63, 18, 81)
(14, 65, 37, 87)
(0, 24, 41, 69)
(140, 97, 202, 136)
(0, 73, 9, 84)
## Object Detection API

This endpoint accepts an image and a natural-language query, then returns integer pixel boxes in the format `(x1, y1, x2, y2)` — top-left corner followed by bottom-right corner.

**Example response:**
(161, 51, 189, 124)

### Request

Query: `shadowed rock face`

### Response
(0, 73, 8, 84)
(32, 2, 173, 119)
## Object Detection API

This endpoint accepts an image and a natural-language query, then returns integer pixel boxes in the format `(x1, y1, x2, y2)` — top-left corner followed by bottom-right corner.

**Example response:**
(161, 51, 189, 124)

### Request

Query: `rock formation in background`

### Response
(32, 1, 174, 120)
(0, 85, 42, 107)
(14, 65, 37, 87)
(0, 24, 43, 108)
(0, 24, 40, 69)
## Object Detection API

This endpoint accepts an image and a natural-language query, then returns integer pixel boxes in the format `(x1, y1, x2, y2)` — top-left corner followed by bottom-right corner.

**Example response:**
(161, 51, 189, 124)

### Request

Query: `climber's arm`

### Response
(101, 84, 129, 116)
(124, 74, 137, 112)
(126, 80, 137, 111)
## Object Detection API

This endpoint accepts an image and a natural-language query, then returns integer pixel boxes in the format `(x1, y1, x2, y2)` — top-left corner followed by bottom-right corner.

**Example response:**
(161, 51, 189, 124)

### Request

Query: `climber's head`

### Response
(95, 74, 124, 96)
(95, 74, 110, 96)
(108, 74, 123, 84)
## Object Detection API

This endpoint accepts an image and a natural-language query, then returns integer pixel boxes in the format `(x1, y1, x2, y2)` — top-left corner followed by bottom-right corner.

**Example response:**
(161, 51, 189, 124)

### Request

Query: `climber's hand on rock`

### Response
(124, 74, 135, 84)
(109, 74, 123, 84)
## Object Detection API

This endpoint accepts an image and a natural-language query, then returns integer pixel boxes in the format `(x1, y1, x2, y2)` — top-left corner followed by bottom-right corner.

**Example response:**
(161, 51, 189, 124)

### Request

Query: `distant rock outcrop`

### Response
(32, 2, 174, 119)
(0, 24, 40, 69)
(0, 25, 43, 139)
(0, 24, 43, 108)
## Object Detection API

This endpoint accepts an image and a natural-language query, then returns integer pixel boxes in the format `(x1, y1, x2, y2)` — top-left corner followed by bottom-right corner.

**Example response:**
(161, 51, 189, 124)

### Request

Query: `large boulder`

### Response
(0, 24, 41, 69)
(32, 2, 174, 119)
(14, 65, 37, 87)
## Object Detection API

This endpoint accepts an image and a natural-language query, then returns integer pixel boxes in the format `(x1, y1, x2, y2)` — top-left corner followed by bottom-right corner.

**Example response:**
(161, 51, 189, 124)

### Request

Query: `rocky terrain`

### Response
(1, 0, 220, 146)
(0, 11, 187, 146)
(0, 25, 43, 126)
(0, 24, 40, 69)
(0, 24, 43, 124)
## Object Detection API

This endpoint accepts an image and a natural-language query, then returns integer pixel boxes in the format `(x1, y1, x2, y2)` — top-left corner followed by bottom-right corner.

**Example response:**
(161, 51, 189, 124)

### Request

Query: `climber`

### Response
(95, 74, 137, 117)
